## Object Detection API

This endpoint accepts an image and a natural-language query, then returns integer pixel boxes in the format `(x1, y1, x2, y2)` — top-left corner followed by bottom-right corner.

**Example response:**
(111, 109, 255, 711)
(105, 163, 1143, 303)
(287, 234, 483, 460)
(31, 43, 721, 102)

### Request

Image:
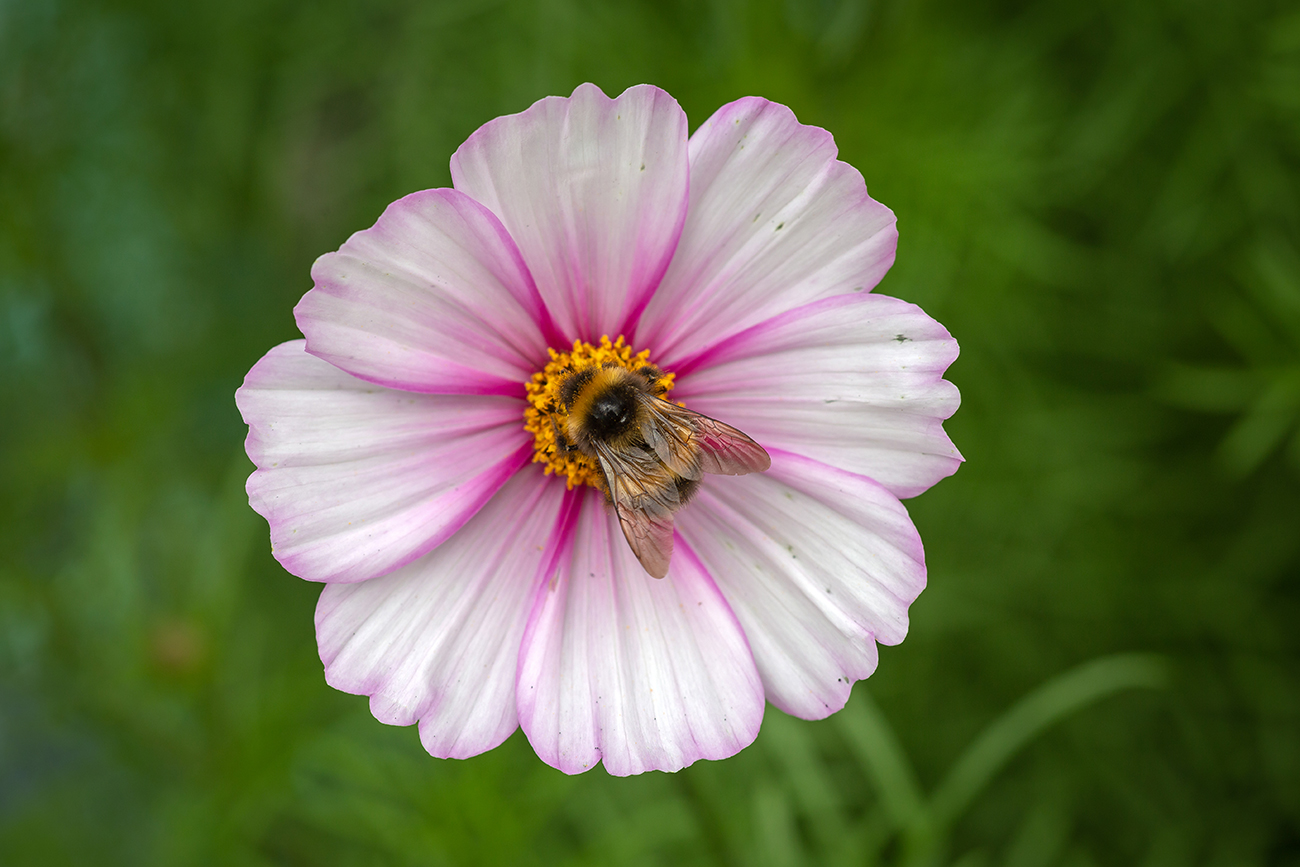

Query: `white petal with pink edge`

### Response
(635, 97, 897, 368)
(516, 488, 764, 776)
(675, 450, 926, 720)
(236, 340, 530, 584)
(673, 293, 962, 499)
(296, 188, 554, 396)
(450, 83, 690, 343)
(315, 466, 566, 759)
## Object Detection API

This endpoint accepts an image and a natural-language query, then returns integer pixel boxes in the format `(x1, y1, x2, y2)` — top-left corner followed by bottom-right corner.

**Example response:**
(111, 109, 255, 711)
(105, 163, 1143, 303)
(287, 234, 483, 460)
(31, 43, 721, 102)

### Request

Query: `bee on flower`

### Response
(237, 83, 961, 776)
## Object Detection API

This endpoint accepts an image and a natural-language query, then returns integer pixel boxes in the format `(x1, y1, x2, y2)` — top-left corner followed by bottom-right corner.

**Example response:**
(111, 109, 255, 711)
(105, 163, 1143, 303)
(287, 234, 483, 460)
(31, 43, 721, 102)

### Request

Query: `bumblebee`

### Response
(555, 363, 770, 578)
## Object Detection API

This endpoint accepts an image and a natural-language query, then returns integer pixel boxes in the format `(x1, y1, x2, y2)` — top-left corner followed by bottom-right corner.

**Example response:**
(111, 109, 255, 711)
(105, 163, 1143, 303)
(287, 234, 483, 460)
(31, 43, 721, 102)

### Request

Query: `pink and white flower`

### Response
(236, 83, 961, 776)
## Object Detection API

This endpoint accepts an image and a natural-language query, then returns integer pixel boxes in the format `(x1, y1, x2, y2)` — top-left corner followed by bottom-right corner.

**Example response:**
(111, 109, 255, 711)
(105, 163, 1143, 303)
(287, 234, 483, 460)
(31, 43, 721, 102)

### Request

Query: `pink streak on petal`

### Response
(634, 96, 897, 367)
(676, 449, 926, 721)
(516, 488, 764, 776)
(451, 83, 690, 343)
(316, 465, 567, 759)
(236, 340, 531, 584)
(674, 292, 963, 499)
(297, 188, 559, 395)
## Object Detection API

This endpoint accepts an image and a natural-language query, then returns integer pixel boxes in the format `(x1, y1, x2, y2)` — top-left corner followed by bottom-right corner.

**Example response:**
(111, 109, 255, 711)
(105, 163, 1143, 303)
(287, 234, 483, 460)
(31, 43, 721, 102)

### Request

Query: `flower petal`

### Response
(450, 83, 690, 343)
(297, 188, 555, 396)
(516, 489, 764, 776)
(674, 293, 962, 499)
(676, 450, 926, 720)
(236, 340, 530, 584)
(634, 97, 897, 367)
(315, 466, 566, 759)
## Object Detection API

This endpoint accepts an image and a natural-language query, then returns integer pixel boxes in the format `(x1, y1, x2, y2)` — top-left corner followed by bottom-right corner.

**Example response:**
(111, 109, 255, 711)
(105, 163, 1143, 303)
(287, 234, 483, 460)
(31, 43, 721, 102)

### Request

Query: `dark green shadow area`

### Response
(2, 0, 1298, 864)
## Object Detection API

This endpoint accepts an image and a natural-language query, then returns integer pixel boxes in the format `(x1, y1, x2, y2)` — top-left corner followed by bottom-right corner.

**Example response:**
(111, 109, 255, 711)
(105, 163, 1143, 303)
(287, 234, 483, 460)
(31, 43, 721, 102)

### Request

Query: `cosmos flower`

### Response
(236, 83, 961, 776)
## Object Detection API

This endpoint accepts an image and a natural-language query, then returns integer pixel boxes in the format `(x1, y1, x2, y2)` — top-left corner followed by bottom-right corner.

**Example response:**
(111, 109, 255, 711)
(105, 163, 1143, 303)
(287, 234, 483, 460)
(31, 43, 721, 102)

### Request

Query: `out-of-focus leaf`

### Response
(929, 655, 1167, 830)
(835, 688, 927, 832)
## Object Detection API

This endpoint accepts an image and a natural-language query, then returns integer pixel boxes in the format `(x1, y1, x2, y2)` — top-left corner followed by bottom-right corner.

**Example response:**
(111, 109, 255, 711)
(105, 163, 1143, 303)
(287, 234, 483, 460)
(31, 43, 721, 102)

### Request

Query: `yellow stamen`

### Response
(524, 336, 676, 489)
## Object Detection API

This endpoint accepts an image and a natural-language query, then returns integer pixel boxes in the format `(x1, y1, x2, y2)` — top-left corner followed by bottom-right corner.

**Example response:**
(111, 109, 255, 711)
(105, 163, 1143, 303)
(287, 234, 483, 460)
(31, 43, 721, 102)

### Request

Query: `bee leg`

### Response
(550, 415, 578, 453)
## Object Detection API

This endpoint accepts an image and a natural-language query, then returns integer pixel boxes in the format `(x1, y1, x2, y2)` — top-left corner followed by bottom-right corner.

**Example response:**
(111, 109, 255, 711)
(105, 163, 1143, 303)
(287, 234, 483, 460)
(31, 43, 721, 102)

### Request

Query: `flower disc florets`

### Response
(524, 335, 676, 489)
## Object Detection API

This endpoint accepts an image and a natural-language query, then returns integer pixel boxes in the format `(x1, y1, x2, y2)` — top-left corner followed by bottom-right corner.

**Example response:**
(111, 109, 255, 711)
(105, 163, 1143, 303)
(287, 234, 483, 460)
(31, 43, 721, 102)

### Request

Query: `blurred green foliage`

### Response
(2, 0, 1299, 864)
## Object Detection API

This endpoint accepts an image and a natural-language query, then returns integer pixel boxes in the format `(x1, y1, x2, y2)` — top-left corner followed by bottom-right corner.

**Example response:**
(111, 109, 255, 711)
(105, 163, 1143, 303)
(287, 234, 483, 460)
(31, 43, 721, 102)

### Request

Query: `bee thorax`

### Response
(587, 392, 633, 431)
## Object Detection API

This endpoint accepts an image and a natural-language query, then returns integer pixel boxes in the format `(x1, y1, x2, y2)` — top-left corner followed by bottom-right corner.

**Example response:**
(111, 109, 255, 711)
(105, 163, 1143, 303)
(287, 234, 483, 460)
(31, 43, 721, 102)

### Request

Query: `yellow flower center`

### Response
(524, 336, 676, 489)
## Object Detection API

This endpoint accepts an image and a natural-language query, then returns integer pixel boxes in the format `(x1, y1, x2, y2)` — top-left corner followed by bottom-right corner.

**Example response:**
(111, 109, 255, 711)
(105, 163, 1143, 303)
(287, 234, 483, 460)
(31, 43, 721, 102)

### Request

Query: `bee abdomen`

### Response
(674, 475, 700, 504)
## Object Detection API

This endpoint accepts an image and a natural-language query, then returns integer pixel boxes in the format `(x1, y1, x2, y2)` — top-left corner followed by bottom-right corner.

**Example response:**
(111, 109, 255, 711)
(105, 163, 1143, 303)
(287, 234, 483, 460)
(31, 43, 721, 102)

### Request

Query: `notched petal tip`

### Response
(316, 467, 566, 760)
(237, 340, 531, 585)
(516, 491, 764, 775)
(637, 95, 898, 365)
(679, 450, 925, 720)
(450, 83, 690, 343)
(294, 187, 553, 395)
(674, 292, 963, 499)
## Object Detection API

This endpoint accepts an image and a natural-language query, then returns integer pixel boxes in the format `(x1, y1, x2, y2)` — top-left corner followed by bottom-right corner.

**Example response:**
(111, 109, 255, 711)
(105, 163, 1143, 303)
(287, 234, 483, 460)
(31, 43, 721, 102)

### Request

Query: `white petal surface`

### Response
(674, 293, 962, 499)
(450, 83, 689, 342)
(635, 97, 897, 367)
(297, 188, 554, 396)
(316, 467, 566, 759)
(676, 450, 926, 720)
(516, 488, 764, 776)
(236, 341, 530, 584)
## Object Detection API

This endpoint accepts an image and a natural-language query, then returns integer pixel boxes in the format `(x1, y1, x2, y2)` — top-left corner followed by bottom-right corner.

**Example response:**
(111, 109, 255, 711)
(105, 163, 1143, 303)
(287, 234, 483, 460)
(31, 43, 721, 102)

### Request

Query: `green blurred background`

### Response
(3, 0, 1299, 864)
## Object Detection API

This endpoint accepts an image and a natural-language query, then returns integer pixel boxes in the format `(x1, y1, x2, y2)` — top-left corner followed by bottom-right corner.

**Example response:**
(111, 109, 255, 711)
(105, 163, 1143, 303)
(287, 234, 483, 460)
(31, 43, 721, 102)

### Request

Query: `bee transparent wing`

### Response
(693, 415, 772, 474)
(595, 446, 680, 579)
(650, 402, 771, 475)
(615, 505, 675, 579)
(637, 395, 702, 481)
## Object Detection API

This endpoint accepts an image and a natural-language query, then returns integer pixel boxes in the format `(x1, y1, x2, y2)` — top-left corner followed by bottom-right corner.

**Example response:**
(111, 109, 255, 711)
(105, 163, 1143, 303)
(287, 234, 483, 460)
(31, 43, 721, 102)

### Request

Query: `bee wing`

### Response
(638, 395, 703, 481)
(615, 505, 675, 579)
(651, 402, 771, 475)
(694, 415, 772, 474)
(594, 445, 680, 579)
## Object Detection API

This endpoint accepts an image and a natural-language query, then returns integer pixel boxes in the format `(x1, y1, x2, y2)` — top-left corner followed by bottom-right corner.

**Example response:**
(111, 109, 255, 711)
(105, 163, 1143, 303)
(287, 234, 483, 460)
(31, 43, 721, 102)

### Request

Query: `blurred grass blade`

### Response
(830, 809, 892, 867)
(929, 654, 1167, 828)
(753, 781, 804, 867)
(1003, 798, 1069, 867)
(1218, 371, 1300, 476)
(763, 711, 848, 853)
(835, 688, 927, 831)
